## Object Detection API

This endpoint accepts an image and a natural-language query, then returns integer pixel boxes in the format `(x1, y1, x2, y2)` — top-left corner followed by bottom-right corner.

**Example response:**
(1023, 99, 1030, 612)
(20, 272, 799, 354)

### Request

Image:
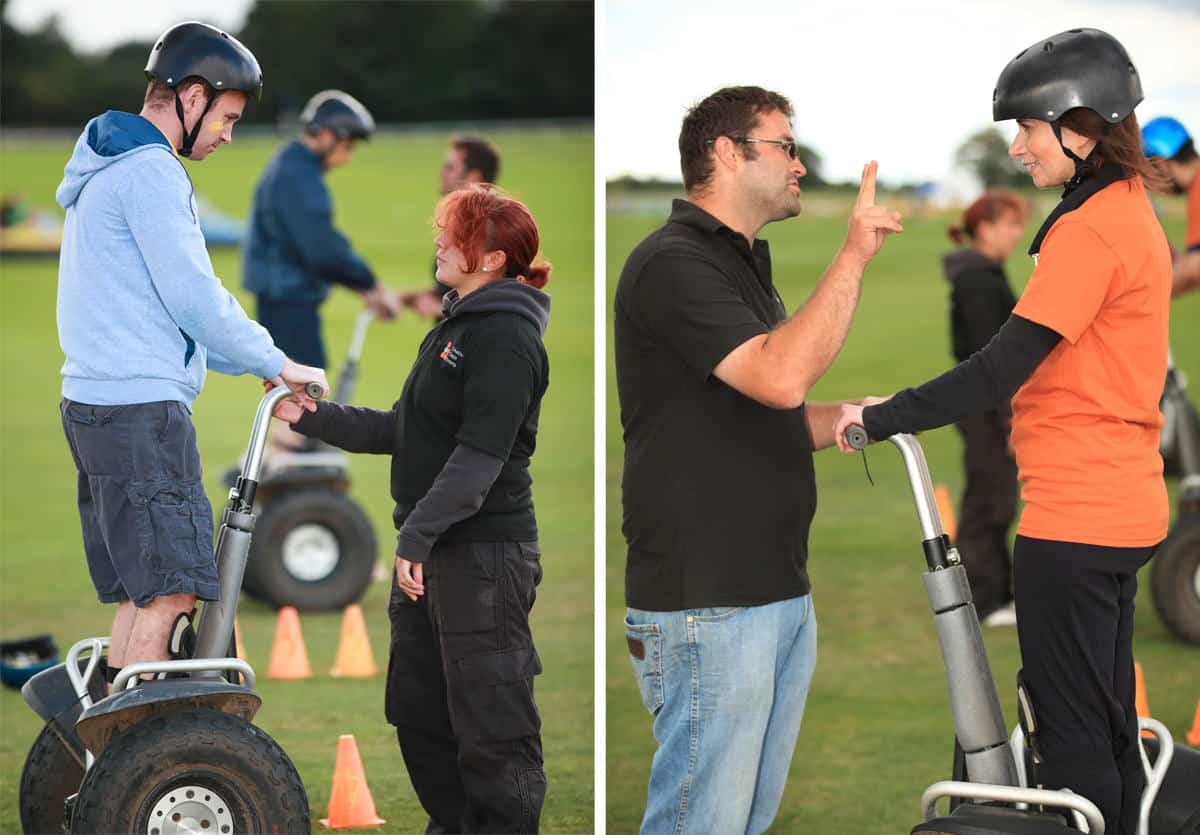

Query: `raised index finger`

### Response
(856, 160, 878, 209)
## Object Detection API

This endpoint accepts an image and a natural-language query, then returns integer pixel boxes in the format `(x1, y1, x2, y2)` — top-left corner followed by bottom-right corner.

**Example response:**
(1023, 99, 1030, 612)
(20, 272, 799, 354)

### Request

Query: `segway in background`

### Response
(233, 310, 378, 610)
(1153, 349, 1200, 644)
(842, 425, 1200, 834)
(19, 384, 319, 834)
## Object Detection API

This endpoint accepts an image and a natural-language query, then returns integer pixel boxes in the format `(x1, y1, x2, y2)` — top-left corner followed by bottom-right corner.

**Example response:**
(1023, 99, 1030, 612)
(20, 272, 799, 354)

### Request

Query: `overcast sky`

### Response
(4, 0, 253, 54)
(6, 0, 1197, 185)
(602, 0, 1200, 184)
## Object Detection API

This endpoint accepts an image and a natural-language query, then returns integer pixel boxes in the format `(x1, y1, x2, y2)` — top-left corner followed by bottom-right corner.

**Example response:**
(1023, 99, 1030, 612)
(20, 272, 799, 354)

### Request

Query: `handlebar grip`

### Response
(304, 382, 326, 400)
(845, 424, 870, 450)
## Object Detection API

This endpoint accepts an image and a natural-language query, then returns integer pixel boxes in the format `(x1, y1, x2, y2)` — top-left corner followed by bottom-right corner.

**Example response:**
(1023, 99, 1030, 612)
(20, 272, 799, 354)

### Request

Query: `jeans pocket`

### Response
(624, 618, 664, 716)
(689, 606, 743, 622)
(130, 480, 214, 573)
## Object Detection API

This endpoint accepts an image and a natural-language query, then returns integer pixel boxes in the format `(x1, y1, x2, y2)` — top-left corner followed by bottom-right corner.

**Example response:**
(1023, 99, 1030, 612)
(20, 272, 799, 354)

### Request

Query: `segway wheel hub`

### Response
(281, 523, 340, 581)
(146, 784, 234, 834)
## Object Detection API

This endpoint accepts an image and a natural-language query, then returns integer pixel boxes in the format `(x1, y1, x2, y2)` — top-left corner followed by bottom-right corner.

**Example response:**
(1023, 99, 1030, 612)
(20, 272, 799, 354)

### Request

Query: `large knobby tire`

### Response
(1151, 515, 1200, 645)
(20, 723, 85, 834)
(68, 709, 309, 834)
(243, 488, 376, 611)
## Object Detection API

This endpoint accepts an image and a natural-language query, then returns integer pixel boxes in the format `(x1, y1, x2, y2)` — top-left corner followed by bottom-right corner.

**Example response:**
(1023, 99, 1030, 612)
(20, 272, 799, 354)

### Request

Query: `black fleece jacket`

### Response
(293, 279, 551, 561)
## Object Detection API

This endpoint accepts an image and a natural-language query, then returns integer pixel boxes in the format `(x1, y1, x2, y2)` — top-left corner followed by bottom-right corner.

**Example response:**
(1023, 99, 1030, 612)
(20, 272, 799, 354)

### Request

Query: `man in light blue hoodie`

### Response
(56, 21, 327, 688)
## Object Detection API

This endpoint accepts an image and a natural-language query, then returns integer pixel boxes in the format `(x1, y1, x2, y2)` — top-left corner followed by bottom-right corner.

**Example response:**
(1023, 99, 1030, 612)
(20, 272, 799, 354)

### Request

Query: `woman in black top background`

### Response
(943, 191, 1027, 625)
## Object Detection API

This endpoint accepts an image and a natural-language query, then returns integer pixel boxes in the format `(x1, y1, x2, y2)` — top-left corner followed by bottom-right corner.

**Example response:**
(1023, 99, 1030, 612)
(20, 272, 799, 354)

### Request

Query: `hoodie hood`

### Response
(942, 248, 1000, 283)
(56, 111, 173, 210)
(443, 279, 551, 336)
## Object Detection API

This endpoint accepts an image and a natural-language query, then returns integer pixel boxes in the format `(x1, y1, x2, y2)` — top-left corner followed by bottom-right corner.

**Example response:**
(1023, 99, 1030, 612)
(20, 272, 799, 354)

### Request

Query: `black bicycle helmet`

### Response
(145, 21, 263, 157)
(993, 28, 1142, 181)
(300, 91, 376, 141)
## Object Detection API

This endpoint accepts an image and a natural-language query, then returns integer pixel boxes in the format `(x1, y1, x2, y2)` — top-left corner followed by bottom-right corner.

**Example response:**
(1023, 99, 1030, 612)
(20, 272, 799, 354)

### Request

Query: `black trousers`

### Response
(1014, 535, 1157, 835)
(955, 411, 1018, 617)
(386, 540, 546, 834)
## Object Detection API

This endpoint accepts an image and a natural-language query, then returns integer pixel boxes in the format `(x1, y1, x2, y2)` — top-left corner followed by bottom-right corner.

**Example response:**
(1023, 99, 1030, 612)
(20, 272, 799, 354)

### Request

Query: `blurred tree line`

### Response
(955, 126, 1027, 188)
(0, 0, 594, 127)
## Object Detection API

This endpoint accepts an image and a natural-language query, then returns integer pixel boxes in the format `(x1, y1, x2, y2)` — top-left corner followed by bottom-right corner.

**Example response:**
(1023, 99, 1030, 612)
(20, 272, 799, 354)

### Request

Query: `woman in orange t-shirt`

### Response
(834, 29, 1171, 835)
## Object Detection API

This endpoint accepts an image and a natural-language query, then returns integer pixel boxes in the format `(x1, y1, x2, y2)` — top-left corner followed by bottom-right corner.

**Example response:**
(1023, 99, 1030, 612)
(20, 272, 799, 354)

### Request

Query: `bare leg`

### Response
(122, 592, 197, 681)
(108, 601, 137, 669)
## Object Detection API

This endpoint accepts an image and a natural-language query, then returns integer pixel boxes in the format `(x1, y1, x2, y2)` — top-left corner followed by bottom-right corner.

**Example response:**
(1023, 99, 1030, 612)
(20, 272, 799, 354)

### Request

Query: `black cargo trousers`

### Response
(387, 539, 546, 834)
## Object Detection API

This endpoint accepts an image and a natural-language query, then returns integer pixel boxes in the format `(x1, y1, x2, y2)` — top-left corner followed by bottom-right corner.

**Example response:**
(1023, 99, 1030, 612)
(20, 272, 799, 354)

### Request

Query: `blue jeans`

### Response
(625, 595, 817, 835)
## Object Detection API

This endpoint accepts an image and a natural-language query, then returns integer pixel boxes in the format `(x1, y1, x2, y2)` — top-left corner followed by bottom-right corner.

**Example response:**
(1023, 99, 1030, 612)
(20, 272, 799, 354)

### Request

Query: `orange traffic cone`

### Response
(935, 484, 958, 541)
(330, 605, 377, 678)
(321, 734, 385, 829)
(1187, 698, 1200, 747)
(234, 616, 247, 662)
(1134, 660, 1153, 737)
(267, 606, 312, 680)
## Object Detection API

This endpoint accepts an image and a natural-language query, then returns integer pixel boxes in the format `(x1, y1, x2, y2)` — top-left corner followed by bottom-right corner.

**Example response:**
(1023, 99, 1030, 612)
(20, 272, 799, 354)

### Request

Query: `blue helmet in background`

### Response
(1142, 117, 1191, 160)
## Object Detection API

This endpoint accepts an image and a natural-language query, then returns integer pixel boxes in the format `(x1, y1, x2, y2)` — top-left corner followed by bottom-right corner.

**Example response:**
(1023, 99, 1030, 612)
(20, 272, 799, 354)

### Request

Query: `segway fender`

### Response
(75, 679, 260, 758)
(20, 662, 96, 761)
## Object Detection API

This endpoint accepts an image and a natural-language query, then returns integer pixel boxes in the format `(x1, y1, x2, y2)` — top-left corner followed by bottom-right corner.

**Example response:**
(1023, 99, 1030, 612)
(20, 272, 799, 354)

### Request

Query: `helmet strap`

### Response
(1051, 120, 1097, 193)
(174, 90, 216, 158)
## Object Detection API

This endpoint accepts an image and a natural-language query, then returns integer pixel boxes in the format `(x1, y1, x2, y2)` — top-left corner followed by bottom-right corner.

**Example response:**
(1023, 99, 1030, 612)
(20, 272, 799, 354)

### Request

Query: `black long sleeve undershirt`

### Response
(291, 399, 396, 453)
(863, 314, 1062, 441)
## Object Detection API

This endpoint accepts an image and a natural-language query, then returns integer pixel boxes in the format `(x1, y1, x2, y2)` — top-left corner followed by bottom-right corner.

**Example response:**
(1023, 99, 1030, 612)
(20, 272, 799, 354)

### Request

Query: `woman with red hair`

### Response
(276, 185, 552, 832)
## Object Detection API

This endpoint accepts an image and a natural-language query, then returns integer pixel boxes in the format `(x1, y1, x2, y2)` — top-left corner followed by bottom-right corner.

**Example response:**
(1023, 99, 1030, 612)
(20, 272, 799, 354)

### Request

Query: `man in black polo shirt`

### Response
(615, 86, 902, 835)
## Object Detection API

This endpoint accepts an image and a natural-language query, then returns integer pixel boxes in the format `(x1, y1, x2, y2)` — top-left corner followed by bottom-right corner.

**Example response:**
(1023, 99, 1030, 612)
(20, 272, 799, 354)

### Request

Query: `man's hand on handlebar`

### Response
(362, 286, 403, 320)
(832, 396, 890, 453)
(267, 359, 328, 422)
(833, 403, 866, 453)
(398, 288, 446, 320)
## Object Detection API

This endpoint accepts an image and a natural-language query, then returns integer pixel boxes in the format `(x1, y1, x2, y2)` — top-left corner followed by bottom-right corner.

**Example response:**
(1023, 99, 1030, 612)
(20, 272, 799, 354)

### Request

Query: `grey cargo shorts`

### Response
(60, 399, 219, 607)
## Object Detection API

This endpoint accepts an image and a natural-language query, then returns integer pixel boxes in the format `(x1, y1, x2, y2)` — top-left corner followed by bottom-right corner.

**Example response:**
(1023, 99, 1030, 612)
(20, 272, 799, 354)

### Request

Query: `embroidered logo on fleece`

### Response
(439, 340, 464, 368)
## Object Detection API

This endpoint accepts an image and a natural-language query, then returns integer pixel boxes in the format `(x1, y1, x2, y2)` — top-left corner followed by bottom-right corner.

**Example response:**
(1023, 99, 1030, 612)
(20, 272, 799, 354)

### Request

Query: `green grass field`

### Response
(605, 190, 1200, 833)
(0, 128, 593, 833)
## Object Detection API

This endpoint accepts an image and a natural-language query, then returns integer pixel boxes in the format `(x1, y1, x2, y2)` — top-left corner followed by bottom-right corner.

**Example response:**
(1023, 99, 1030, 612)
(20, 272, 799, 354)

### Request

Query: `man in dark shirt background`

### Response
(400, 135, 502, 319)
(614, 86, 903, 835)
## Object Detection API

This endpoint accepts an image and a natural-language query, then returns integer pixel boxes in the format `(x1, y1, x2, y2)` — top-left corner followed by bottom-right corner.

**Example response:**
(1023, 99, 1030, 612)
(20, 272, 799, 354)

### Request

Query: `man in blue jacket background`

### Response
(243, 91, 399, 425)
(56, 22, 327, 688)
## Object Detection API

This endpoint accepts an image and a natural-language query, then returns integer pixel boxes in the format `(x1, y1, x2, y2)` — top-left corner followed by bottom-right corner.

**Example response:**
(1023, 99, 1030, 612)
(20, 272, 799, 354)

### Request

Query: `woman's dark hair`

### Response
(1058, 108, 1170, 191)
(435, 185, 551, 289)
(948, 191, 1028, 245)
(679, 86, 794, 193)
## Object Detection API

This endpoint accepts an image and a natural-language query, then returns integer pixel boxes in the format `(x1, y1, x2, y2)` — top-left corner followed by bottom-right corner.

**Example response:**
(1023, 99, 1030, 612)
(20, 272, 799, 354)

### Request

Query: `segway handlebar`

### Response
(332, 310, 374, 404)
(843, 425, 947, 543)
(844, 424, 870, 450)
(241, 383, 326, 485)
